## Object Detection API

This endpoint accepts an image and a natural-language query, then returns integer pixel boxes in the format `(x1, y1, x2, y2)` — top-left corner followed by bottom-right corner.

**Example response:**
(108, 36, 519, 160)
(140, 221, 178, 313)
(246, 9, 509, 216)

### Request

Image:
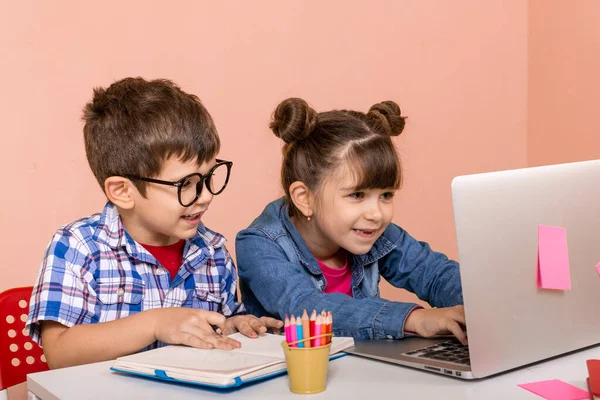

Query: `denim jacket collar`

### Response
(276, 198, 397, 273)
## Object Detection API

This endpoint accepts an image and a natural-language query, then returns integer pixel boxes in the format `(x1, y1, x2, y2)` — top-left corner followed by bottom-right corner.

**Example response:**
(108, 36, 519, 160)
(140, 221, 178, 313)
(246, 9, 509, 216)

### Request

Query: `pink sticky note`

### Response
(537, 225, 571, 290)
(596, 263, 600, 277)
(518, 379, 590, 400)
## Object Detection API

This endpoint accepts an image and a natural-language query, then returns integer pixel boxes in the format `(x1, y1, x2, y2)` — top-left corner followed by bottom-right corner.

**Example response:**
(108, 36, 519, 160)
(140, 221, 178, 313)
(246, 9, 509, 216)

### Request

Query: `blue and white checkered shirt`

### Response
(26, 202, 245, 348)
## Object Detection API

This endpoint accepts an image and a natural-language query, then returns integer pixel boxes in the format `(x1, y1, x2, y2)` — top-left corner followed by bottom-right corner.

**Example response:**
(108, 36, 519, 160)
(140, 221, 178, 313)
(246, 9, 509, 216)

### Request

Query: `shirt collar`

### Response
(93, 202, 127, 249)
(93, 202, 227, 260)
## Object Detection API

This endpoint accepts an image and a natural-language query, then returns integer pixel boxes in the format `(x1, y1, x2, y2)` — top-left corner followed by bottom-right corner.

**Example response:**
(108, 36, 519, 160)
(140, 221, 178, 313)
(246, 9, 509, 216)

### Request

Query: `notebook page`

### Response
(113, 333, 354, 380)
(115, 344, 281, 374)
(227, 333, 354, 358)
(227, 333, 287, 358)
(330, 336, 355, 353)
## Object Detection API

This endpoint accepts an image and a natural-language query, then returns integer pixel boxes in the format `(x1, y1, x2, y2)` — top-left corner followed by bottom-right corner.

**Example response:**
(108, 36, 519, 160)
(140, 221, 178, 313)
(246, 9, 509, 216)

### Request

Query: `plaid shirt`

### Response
(26, 202, 245, 348)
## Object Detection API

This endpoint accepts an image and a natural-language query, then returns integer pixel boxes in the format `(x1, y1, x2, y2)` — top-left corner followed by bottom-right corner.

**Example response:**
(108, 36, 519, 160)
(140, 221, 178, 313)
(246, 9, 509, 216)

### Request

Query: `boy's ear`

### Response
(104, 177, 136, 210)
(289, 181, 314, 219)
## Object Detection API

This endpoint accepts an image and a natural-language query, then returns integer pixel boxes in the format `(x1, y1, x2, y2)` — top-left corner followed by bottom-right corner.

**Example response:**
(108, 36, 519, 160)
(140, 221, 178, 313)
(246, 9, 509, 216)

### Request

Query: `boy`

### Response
(26, 77, 282, 369)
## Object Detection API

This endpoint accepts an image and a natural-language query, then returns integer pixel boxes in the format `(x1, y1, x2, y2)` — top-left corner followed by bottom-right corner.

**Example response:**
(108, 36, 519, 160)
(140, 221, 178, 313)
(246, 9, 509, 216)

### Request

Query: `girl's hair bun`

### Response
(367, 101, 405, 137)
(269, 97, 318, 144)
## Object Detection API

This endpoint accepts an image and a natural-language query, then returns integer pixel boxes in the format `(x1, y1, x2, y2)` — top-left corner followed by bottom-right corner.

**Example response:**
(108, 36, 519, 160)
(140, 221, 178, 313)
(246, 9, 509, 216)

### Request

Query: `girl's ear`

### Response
(104, 176, 136, 210)
(289, 181, 314, 219)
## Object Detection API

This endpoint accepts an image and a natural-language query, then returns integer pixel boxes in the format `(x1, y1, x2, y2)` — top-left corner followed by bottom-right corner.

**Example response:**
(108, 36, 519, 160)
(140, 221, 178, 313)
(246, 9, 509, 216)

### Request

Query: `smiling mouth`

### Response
(353, 229, 377, 236)
(182, 212, 201, 220)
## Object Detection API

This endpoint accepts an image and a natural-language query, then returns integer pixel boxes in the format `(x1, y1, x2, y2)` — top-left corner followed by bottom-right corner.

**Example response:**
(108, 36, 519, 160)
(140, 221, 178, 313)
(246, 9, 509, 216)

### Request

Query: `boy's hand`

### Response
(404, 305, 467, 345)
(219, 315, 284, 338)
(153, 308, 241, 350)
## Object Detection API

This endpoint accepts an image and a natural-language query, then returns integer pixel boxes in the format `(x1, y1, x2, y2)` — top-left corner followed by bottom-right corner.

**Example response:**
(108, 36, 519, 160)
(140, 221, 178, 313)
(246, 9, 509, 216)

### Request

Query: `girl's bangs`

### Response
(345, 139, 402, 191)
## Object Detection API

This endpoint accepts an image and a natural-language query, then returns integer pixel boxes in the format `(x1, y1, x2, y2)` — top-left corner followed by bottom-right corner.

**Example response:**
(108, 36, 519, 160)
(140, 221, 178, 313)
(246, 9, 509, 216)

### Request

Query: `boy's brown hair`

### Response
(83, 77, 220, 195)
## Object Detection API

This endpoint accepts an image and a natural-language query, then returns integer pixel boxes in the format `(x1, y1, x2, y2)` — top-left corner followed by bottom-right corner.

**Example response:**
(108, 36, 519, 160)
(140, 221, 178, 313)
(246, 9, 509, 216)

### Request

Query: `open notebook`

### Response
(111, 333, 354, 389)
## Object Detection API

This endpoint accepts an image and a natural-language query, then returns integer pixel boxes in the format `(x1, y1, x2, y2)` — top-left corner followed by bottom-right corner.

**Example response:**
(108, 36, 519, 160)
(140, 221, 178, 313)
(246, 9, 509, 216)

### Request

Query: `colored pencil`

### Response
(326, 312, 332, 344)
(314, 315, 323, 347)
(284, 314, 290, 344)
(301, 310, 311, 348)
(310, 310, 317, 346)
(289, 315, 298, 347)
(296, 315, 304, 348)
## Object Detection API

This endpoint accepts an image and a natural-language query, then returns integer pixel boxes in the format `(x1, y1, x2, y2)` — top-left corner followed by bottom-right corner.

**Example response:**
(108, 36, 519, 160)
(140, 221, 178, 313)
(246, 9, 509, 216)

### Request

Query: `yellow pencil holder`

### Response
(281, 334, 333, 394)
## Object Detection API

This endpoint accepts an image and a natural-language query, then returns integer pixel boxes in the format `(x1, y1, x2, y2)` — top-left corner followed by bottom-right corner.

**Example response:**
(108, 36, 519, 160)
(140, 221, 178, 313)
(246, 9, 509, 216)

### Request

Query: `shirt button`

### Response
(116, 288, 125, 296)
(156, 269, 164, 275)
(386, 335, 393, 340)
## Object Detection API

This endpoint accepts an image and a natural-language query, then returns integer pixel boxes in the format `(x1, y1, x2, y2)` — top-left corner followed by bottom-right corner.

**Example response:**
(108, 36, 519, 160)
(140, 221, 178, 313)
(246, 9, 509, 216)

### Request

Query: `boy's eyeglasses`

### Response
(126, 159, 233, 207)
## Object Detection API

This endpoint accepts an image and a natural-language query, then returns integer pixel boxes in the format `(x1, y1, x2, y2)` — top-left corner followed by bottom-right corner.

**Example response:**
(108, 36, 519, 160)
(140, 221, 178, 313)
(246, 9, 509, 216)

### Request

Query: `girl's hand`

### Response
(219, 315, 284, 338)
(404, 305, 467, 345)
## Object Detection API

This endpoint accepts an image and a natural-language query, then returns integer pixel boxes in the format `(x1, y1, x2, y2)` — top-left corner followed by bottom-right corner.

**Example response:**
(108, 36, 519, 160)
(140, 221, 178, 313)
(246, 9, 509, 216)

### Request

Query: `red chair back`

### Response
(0, 287, 49, 390)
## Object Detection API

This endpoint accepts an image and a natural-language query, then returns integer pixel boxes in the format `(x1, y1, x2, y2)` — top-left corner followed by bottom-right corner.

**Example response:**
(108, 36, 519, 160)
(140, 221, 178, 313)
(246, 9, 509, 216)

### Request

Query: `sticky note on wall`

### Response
(537, 225, 571, 290)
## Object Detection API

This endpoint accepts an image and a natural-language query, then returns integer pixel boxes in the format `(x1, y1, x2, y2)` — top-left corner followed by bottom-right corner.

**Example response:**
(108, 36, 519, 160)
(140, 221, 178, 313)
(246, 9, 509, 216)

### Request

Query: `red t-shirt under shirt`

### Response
(140, 240, 185, 281)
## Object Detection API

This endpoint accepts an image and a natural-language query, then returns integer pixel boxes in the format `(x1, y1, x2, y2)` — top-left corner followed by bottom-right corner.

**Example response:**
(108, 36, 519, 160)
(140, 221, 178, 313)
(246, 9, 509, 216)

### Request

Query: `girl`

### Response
(236, 98, 466, 344)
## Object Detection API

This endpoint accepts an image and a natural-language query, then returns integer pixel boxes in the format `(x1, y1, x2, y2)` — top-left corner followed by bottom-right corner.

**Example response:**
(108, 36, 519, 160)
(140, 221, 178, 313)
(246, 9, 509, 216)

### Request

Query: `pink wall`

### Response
(528, 0, 600, 166)
(0, 1, 528, 310)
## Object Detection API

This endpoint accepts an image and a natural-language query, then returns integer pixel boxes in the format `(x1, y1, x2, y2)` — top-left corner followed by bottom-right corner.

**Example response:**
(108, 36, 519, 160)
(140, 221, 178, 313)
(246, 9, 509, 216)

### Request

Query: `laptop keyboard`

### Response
(403, 339, 471, 366)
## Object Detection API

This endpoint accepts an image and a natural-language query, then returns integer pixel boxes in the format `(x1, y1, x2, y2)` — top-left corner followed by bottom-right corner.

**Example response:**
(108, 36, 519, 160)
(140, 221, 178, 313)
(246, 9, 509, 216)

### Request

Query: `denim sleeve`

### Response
(378, 224, 463, 308)
(236, 229, 421, 340)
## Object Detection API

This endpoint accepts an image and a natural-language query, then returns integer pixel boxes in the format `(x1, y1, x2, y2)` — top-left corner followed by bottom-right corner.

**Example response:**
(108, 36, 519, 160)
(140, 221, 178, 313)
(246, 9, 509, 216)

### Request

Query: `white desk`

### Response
(28, 346, 599, 400)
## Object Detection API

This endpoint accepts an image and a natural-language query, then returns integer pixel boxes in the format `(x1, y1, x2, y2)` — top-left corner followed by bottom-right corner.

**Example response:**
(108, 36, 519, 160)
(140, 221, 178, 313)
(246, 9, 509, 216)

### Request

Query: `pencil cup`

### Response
(281, 334, 333, 394)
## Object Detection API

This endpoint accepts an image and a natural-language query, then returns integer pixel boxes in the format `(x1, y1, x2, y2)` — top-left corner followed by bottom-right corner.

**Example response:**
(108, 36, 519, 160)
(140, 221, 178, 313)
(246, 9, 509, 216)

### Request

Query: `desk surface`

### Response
(28, 346, 599, 400)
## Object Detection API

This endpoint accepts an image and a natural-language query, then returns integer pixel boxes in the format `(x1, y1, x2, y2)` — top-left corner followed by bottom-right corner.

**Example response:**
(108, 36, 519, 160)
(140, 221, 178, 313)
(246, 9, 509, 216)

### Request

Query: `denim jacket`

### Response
(235, 198, 463, 340)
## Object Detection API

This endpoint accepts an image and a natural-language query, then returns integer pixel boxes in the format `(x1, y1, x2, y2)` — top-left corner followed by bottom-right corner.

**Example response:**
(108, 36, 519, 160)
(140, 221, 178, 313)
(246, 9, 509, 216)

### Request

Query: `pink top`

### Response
(317, 256, 353, 297)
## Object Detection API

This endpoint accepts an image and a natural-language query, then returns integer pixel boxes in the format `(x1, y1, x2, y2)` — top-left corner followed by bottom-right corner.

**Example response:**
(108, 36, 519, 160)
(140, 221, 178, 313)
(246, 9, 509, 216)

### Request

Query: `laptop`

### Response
(344, 159, 600, 379)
